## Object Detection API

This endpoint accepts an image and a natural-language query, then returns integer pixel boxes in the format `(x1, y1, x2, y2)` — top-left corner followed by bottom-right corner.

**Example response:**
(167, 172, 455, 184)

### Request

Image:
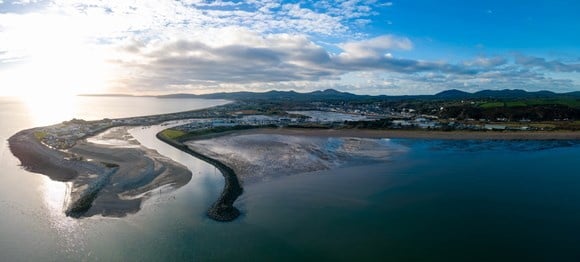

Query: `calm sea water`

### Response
(1, 96, 580, 261)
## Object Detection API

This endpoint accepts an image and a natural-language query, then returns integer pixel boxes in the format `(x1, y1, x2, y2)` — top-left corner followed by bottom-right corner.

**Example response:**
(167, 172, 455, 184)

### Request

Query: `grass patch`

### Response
(505, 101, 527, 107)
(526, 99, 580, 108)
(479, 102, 504, 108)
(479, 99, 580, 109)
(159, 129, 187, 140)
(33, 131, 47, 141)
(177, 125, 265, 141)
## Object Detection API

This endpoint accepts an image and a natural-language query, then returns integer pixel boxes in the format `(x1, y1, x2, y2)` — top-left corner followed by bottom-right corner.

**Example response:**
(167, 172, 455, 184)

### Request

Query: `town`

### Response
(33, 95, 579, 149)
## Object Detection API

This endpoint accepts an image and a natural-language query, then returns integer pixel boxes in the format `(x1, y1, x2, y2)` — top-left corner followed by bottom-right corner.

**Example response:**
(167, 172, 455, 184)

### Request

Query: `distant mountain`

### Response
(79, 94, 138, 97)
(158, 89, 367, 101)
(564, 91, 580, 97)
(472, 89, 559, 99)
(157, 88, 580, 102)
(434, 89, 577, 100)
(434, 89, 472, 99)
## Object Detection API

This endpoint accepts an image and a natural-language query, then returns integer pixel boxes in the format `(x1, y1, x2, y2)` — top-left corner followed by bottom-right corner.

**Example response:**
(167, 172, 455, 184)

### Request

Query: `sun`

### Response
(0, 13, 115, 98)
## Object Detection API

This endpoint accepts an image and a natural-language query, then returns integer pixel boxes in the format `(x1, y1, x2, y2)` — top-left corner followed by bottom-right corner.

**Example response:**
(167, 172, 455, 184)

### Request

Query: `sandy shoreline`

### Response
(9, 126, 191, 218)
(171, 127, 579, 221)
(185, 133, 406, 183)
(10, 122, 578, 220)
(232, 128, 580, 140)
(180, 128, 580, 186)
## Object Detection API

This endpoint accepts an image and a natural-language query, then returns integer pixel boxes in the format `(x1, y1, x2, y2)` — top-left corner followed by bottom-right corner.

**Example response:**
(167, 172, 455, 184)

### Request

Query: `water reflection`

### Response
(18, 95, 231, 127)
(0, 96, 228, 260)
(21, 95, 76, 126)
(40, 177, 88, 256)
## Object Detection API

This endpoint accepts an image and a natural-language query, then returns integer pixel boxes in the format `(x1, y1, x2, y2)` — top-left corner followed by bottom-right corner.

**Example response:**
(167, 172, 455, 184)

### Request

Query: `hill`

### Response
(158, 88, 580, 102)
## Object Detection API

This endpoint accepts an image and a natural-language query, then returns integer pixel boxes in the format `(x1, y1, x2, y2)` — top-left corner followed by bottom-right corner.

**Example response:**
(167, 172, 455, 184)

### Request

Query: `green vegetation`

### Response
(160, 125, 273, 142)
(526, 99, 580, 108)
(505, 101, 528, 107)
(479, 99, 580, 109)
(33, 131, 47, 141)
(159, 129, 187, 140)
(177, 125, 268, 141)
(479, 102, 505, 108)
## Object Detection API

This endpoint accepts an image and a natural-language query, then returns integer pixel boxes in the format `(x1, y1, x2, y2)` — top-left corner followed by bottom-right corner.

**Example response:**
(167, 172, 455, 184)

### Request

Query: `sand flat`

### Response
(233, 128, 580, 140)
(184, 127, 579, 183)
(9, 126, 192, 218)
(185, 133, 408, 183)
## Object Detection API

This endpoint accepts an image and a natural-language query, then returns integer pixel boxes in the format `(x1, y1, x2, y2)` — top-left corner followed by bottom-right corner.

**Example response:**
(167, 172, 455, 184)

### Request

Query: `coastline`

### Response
(158, 126, 580, 222)
(9, 97, 578, 221)
(156, 132, 243, 222)
(232, 128, 580, 140)
(9, 126, 192, 218)
(7, 100, 236, 219)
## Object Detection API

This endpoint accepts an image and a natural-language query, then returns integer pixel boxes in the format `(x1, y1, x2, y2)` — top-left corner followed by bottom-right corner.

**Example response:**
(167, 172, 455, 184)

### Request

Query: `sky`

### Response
(0, 0, 579, 96)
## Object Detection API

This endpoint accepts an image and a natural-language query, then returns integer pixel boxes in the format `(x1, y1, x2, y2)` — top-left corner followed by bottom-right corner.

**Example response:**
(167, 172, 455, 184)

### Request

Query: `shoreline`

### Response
(9, 126, 192, 218)
(7, 101, 235, 219)
(157, 126, 580, 222)
(9, 101, 579, 221)
(233, 128, 580, 140)
(156, 132, 243, 222)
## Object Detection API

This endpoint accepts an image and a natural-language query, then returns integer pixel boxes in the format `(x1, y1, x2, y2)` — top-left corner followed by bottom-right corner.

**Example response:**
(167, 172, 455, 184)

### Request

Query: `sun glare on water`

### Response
(22, 94, 77, 126)
(0, 13, 120, 125)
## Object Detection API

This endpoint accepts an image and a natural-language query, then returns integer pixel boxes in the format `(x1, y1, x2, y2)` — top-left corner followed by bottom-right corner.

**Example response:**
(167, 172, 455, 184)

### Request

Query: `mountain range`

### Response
(156, 89, 580, 101)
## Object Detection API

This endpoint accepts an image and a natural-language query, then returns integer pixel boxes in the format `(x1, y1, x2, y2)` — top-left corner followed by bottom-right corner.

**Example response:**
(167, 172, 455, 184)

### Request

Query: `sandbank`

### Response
(9, 126, 191, 218)
(232, 128, 580, 140)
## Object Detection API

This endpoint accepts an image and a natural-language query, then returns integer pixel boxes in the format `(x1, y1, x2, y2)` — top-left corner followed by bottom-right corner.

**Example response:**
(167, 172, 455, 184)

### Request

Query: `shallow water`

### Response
(2, 96, 580, 261)
(236, 140, 580, 261)
(0, 96, 227, 260)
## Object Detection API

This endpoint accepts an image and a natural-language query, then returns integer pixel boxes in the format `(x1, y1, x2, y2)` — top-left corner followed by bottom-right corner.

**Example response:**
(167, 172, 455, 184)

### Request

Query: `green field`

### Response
(479, 102, 505, 108)
(159, 129, 187, 140)
(479, 99, 580, 109)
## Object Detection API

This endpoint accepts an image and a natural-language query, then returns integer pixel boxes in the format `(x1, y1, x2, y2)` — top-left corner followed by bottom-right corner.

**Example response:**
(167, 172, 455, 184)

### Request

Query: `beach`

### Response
(182, 127, 580, 183)
(233, 128, 580, 140)
(171, 127, 580, 221)
(9, 126, 191, 218)
(9, 122, 579, 220)
(185, 132, 408, 183)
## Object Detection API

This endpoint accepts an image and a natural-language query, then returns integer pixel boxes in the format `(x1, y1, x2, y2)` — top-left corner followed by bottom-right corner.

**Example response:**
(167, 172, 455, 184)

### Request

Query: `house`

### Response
(484, 124, 506, 130)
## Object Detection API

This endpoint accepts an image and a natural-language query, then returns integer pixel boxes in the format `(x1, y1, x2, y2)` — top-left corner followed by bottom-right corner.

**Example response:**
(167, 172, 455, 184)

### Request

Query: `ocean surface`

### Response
(1, 96, 580, 261)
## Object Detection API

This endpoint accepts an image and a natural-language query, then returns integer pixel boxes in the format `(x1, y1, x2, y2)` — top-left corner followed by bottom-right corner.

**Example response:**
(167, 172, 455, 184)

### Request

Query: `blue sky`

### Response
(382, 0, 580, 56)
(0, 0, 579, 96)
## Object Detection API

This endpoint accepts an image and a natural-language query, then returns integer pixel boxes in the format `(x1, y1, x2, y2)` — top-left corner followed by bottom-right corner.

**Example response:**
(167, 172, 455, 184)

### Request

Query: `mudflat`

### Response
(9, 126, 191, 218)
(185, 133, 406, 183)
(233, 128, 580, 140)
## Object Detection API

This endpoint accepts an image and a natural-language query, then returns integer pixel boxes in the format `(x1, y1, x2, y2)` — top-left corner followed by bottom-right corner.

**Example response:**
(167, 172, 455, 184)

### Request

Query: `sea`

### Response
(1, 96, 580, 261)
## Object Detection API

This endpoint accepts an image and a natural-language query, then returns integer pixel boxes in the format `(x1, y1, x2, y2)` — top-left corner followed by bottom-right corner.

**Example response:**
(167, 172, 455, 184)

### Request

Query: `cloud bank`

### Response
(0, 0, 578, 95)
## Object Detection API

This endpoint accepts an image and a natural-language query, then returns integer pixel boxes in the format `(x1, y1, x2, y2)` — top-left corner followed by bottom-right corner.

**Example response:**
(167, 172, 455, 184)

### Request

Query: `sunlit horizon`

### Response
(0, 12, 117, 97)
(1, 1, 579, 96)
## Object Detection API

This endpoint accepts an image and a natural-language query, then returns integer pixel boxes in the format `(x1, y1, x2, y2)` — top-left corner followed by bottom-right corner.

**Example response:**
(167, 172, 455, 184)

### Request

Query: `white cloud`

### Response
(113, 30, 337, 92)
(43, 0, 369, 38)
(11, 0, 40, 5)
(338, 35, 413, 58)
(314, 0, 381, 20)
(112, 30, 541, 94)
(462, 57, 507, 67)
(0, 0, 578, 95)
